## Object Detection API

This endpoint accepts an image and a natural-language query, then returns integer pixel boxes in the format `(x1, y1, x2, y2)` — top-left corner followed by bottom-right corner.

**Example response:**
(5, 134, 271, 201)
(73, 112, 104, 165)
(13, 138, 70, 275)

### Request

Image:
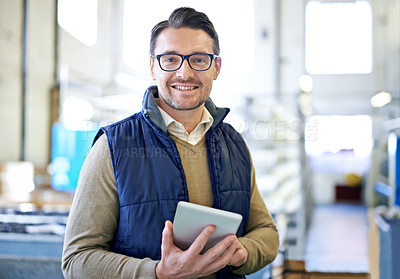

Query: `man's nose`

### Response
(176, 58, 195, 78)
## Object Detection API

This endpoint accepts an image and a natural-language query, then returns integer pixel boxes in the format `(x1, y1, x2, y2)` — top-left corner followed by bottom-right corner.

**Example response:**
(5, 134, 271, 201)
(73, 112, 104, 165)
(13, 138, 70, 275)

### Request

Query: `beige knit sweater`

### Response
(62, 134, 279, 279)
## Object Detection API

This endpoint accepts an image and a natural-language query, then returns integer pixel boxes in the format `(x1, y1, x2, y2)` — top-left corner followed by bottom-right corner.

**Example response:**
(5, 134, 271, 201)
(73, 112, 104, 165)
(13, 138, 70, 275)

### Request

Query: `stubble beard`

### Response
(160, 93, 205, 111)
(161, 79, 207, 111)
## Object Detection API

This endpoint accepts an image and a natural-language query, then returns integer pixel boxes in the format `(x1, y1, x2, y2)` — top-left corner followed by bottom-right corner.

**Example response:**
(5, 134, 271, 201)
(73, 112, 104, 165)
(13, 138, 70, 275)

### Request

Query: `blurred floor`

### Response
(305, 203, 369, 273)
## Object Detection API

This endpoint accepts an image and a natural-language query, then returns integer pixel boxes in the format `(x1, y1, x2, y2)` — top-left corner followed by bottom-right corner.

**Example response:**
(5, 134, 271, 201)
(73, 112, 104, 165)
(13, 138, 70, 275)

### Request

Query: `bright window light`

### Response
(305, 115, 373, 157)
(58, 0, 98, 47)
(122, 0, 254, 76)
(305, 1, 373, 74)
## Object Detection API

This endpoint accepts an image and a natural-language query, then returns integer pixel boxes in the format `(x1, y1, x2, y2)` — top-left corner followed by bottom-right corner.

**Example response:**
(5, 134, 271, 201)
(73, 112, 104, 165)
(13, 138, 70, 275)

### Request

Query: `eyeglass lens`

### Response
(159, 54, 212, 71)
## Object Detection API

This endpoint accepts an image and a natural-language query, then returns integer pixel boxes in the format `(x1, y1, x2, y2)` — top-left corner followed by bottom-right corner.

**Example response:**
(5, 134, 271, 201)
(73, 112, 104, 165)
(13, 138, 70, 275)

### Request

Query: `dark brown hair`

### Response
(150, 7, 220, 55)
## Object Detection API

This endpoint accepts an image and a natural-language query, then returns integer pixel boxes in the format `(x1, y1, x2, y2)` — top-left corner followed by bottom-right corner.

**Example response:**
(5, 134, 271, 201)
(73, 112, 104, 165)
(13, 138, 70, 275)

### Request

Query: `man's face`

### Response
(150, 27, 221, 111)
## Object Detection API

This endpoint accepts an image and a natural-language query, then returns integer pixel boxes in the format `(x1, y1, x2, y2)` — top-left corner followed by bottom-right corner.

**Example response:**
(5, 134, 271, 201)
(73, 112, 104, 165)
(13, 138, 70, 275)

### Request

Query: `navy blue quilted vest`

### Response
(93, 86, 251, 278)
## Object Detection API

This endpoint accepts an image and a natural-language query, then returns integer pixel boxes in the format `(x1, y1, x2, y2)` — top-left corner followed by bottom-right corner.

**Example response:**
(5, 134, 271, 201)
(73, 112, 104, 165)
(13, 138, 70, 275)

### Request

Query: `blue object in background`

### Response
(395, 136, 400, 206)
(51, 123, 98, 192)
(376, 215, 400, 279)
(388, 133, 400, 206)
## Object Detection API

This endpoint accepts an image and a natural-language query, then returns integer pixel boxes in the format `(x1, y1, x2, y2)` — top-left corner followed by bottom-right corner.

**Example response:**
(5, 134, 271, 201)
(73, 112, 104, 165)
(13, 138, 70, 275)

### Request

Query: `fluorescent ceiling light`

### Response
(371, 91, 392, 108)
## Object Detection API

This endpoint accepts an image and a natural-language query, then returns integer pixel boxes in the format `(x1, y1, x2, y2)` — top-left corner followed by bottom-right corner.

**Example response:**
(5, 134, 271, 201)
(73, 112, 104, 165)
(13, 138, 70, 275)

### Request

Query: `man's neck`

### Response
(157, 101, 204, 134)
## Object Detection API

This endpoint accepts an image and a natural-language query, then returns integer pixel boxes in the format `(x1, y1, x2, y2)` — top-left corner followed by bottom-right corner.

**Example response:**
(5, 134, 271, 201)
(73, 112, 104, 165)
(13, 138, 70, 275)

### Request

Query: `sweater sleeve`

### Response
(61, 134, 158, 279)
(233, 151, 280, 275)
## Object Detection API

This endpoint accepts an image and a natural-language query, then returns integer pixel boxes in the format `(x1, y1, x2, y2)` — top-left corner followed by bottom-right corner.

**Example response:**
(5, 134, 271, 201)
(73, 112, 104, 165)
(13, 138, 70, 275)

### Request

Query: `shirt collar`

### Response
(157, 105, 214, 145)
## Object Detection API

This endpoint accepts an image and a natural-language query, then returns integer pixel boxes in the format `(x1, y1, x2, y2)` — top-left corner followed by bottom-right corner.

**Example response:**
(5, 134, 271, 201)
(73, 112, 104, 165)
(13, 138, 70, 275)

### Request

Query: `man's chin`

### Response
(168, 102, 204, 111)
(158, 89, 206, 111)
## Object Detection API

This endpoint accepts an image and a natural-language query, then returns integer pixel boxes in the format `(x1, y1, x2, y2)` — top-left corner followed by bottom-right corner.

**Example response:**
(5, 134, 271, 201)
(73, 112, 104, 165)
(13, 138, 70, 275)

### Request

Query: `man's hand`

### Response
(155, 220, 242, 279)
(228, 240, 248, 267)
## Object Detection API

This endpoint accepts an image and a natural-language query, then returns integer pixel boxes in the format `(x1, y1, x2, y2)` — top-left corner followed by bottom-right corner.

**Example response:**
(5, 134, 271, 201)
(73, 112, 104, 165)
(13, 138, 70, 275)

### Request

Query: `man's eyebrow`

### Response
(159, 51, 178, 55)
(157, 51, 210, 55)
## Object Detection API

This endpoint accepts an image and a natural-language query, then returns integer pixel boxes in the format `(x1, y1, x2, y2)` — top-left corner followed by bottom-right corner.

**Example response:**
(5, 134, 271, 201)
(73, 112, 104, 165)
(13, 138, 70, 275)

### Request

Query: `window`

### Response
(58, 0, 98, 47)
(305, 115, 373, 157)
(305, 1, 373, 74)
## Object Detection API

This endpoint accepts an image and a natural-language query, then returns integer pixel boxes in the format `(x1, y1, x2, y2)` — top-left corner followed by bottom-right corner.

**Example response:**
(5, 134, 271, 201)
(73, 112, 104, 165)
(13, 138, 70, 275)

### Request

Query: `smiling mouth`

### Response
(171, 85, 199, 91)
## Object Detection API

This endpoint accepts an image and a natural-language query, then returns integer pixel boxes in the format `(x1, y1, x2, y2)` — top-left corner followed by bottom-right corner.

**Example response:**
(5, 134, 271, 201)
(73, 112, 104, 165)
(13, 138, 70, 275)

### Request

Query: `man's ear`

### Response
(150, 56, 156, 80)
(213, 57, 222, 80)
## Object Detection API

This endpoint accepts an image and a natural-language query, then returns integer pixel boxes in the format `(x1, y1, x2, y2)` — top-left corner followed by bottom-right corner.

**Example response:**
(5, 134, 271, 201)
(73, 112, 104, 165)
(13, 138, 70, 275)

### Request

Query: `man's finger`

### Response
(187, 225, 216, 254)
(161, 221, 174, 253)
(229, 241, 248, 267)
(203, 234, 237, 260)
(202, 239, 238, 274)
(229, 247, 246, 266)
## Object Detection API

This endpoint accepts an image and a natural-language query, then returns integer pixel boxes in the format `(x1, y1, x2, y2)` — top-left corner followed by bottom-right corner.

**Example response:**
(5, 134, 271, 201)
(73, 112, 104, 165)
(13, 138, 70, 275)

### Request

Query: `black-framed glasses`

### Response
(151, 53, 219, 72)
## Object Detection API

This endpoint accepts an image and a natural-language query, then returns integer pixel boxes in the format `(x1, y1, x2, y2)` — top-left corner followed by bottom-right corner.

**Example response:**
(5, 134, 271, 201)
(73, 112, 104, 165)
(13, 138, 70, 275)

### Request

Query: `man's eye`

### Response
(191, 57, 207, 64)
(164, 58, 176, 63)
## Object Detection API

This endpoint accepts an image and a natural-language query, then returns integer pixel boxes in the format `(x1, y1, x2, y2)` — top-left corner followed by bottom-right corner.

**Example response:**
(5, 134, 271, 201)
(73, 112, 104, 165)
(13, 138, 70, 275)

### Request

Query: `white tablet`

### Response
(172, 201, 243, 252)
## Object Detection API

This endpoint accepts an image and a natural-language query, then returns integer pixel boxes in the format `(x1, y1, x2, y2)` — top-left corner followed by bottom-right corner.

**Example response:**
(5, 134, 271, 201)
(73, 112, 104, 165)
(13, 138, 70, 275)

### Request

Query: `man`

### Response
(62, 7, 279, 279)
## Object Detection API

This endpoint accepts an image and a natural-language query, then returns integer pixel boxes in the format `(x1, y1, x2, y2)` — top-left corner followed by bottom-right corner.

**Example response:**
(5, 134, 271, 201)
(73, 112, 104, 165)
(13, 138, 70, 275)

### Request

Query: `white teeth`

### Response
(174, 86, 195, 90)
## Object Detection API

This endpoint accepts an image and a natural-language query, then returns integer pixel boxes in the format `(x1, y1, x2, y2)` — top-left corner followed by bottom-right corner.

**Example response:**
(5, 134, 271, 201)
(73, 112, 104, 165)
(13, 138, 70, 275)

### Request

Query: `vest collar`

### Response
(141, 86, 230, 133)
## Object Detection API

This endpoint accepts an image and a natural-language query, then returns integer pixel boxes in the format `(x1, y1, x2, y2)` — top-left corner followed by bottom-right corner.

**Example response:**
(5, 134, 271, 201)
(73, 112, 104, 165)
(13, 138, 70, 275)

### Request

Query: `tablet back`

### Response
(172, 202, 243, 252)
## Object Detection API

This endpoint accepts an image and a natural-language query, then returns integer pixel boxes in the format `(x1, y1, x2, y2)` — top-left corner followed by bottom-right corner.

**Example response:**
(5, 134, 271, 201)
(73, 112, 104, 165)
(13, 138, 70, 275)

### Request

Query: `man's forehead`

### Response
(154, 27, 214, 54)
